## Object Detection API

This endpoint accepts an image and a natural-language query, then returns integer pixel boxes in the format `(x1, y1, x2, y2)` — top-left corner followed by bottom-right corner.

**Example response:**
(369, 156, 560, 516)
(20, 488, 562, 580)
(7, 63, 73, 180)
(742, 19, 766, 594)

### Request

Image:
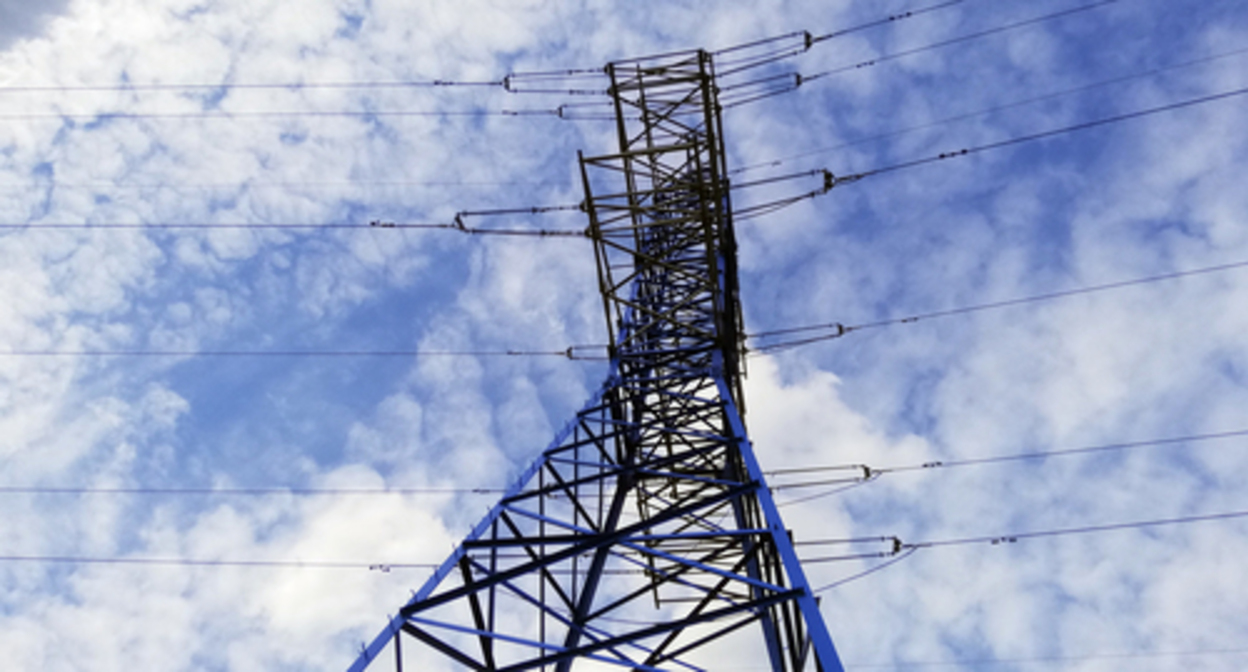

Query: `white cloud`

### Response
(2, 0, 1248, 669)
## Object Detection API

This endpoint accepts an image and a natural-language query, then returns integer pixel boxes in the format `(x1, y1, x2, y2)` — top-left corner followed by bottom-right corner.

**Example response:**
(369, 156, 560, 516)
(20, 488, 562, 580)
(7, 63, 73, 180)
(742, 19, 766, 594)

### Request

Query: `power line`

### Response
(0, 346, 608, 359)
(842, 84, 1248, 183)
(0, 222, 451, 230)
(0, 108, 567, 121)
(47, 498, 1245, 578)
(0, 220, 588, 237)
(903, 509, 1248, 551)
(0, 179, 550, 190)
(4, 43, 1242, 194)
(15, 428, 1240, 500)
(715, 646, 1248, 669)
(0, 0, 965, 99)
(0, 555, 436, 570)
(728, 81, 1248, 230)
(770, 429, 1248, 478)
(0, 78, 508, 94)
(811, 547, 919, 593)
(879, 429, 1248, 474)
(0, 69, 607, 95)
(0, 485, 504, 496)
(734, 43, 1248, 174)
(844, 647, 1248, 669)
(10, 259, 1245, 360)
(803, 0, 1123, 83)
(749, 258, 1248, 352)
(808, 0, 969, 44)
(768, 428, 1248, 508)
(803, 508, 1248, 592)
(63, 504, 1248, 576)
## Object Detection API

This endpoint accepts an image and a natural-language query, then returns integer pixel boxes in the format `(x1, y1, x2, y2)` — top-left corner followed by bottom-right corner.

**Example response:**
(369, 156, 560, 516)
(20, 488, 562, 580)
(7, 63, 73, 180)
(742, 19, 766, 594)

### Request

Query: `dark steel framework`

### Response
(350, 48, 843, 672)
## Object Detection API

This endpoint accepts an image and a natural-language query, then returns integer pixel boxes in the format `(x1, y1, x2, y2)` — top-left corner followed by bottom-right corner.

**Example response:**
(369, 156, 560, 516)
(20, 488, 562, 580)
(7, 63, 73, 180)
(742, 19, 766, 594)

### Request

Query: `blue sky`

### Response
(2, 0, 1248, 669)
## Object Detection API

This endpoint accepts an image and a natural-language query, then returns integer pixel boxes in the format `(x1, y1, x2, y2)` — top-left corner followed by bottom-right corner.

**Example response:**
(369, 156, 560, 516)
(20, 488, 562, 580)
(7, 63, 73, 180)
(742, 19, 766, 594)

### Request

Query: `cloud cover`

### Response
(1, 0, 1247, 669)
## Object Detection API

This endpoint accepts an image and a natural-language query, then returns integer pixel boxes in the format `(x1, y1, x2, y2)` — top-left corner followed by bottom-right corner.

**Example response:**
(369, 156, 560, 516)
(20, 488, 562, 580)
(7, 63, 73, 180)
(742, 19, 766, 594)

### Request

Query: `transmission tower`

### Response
(349, 47, 844, 672)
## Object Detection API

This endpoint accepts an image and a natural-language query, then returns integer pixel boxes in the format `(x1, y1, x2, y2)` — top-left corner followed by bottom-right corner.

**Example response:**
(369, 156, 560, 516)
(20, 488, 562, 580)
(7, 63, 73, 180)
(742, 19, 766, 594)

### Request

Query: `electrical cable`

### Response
(0, 485, 505, 496)
(776, 482, 874, 508)
(810, 0, 968, 44)
(727, 83, 1248, 232)
(0, 222, 453, 230)
(810, 547, 919, 593)
(5, 43, 1242, 194)
(749, 258, 1248, 352)
(876, 428, 1248, 474)
(768, 429, 1248, 477)
(0, 347, 609, 359)
(0, 179, 551, 190)
(0, 78, 508, 94)
(0, 108, 565, 121)
(733, 43, 1248, 174)
(902, 508, 1248, 551)
(713, 0, 971, 80)
(0, 220, 588, 237)
(843, 646, 1248, 669)
(805, 507, 1248, 593)
(0, 555, 437, 570)
(0, 70, 607, 96)
(16, 428, 1238, 499)
(803, 0, 1122, 83)
(841, 84, 1248, 184)
(767, 429, 1248, 507)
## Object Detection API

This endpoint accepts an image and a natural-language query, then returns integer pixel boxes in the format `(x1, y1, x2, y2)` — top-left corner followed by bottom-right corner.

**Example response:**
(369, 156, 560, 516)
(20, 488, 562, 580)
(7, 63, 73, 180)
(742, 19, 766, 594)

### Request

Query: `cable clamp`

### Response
(824, 171, 866, 191)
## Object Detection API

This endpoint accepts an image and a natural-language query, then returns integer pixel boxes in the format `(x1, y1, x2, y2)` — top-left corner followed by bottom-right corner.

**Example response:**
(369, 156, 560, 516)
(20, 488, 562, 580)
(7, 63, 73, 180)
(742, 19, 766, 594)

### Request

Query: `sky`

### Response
(1, 0, 1247, 670)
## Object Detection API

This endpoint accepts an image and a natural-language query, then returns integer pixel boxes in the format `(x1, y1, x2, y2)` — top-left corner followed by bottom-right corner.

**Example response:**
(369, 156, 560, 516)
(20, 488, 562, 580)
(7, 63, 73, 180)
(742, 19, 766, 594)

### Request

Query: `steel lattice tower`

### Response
(350, 48, 844, 672)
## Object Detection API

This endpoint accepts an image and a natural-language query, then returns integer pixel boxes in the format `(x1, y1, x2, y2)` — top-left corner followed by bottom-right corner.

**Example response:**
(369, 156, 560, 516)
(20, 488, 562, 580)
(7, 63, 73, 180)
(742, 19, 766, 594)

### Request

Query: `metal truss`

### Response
(350, 49, 843, 672)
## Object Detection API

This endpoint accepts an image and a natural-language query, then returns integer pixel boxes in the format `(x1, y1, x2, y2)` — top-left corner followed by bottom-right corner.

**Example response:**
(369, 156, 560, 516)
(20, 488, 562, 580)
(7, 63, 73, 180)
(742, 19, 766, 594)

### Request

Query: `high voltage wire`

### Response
(3, 41, 1241, 194)
(734, 43, 1248, 175)
(4, 429, 1240, 498)
(4, 256, 1244, 359)
(842, 646, 1248, 669)
(0, 108, 573, 122)
(0, 485, 505, 496)
(902, 509, 1248, 550)
(830, 84, 1248, 184)
(0, 221, 589, 236)
(802, 0, 1123, 83)
(765, 429, 1248, 506)
(732, 81, 1248, 225)
(18, 55, 1248, 234)
(0, 174, 816, 232)
(806, 0, 969, 44)
(0, 347, 607, 359)
(0, 180, 549, 190)
(718, 0, 1125, 107)
(802, 508, 1248, 592)
(10, 508, 1246, 574)
(0, 1, 964, 95)
(718, 646, 1248, 669)
(718, 79, 1248, 223)
(750, 257, 1248, 353)
(0, 555, 436, 570)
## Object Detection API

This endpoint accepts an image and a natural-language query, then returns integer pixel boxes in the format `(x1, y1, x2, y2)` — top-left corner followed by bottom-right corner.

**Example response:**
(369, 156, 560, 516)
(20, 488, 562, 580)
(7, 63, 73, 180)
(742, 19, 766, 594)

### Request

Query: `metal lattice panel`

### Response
(350, 49, 842, 672)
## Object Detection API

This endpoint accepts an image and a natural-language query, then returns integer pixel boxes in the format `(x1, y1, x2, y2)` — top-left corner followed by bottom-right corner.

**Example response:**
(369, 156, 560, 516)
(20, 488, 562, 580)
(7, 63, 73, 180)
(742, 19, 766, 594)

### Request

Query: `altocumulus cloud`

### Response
(1, 0, 1247, 670)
